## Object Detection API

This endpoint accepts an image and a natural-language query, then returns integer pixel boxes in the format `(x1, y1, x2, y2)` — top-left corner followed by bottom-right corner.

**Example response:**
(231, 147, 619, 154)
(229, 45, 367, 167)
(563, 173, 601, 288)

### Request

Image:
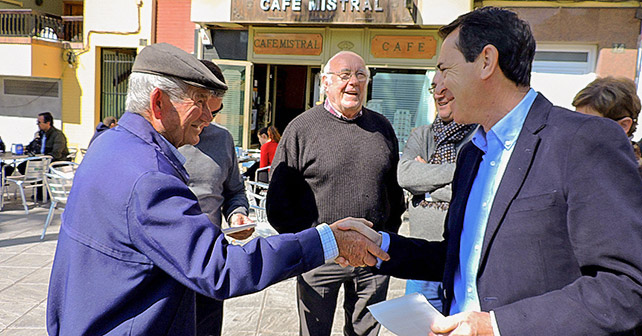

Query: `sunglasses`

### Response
(212, 103, 223, 117)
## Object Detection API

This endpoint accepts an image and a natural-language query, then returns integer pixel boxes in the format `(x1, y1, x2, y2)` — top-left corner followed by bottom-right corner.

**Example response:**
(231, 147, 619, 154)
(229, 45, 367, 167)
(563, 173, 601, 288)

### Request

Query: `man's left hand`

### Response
(430, 312, 493, 336)
(227, 213, 255, 240)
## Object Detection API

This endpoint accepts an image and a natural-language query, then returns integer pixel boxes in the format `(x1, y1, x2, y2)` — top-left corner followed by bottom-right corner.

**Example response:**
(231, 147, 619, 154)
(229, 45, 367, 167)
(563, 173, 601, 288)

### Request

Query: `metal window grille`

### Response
(100, 48, 136, 121)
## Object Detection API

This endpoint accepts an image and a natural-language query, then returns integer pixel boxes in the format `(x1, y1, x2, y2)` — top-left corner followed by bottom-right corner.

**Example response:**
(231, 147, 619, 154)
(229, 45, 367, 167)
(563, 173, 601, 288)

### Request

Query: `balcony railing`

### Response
(0, 9, 83, 43)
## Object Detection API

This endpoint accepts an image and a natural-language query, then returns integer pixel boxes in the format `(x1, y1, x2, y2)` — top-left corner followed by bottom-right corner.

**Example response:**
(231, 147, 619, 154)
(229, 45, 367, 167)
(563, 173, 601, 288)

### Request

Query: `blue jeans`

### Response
(405, 280, 443, 314)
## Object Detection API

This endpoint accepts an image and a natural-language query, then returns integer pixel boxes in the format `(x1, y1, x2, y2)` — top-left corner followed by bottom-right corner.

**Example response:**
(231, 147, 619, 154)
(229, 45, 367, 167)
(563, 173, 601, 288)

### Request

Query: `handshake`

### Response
(328, 217, 390, 268)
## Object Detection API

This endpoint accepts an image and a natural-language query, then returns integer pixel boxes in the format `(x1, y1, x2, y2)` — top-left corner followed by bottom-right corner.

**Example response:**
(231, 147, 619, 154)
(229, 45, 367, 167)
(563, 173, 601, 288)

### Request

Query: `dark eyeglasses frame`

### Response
(212, 103, 223, 117)
(429, 85, 436, 95)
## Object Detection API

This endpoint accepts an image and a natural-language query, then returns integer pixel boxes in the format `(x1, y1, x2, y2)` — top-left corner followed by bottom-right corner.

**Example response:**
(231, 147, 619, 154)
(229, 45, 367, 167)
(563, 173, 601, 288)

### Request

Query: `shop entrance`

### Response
(250, 64, 321, 148)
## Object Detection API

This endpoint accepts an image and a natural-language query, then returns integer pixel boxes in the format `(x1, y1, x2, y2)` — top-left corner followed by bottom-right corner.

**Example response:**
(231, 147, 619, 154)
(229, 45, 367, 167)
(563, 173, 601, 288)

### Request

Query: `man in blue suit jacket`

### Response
(358, 7, 642, 336)
(46, 43, 388, 336)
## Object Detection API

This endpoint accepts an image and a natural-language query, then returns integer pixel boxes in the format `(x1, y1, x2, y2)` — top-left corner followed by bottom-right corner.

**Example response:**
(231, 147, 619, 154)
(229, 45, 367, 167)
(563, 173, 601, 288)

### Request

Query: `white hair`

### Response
(125, 73, 192, 114)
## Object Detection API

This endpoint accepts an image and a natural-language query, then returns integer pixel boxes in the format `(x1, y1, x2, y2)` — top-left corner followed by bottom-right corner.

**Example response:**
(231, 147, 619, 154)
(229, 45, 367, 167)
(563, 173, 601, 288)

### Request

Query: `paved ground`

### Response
(0, 197, 408, 335)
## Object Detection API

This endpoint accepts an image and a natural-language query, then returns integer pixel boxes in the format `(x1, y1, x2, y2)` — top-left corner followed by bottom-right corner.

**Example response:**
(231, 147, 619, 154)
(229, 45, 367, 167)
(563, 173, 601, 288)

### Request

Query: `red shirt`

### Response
(260, 140, 278, 168)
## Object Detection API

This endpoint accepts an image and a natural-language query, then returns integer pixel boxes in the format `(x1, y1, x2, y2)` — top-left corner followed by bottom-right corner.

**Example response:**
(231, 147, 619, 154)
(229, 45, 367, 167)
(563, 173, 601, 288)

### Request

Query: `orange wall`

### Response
(31, 41, 64, 79)
(155, 0, 194, 53)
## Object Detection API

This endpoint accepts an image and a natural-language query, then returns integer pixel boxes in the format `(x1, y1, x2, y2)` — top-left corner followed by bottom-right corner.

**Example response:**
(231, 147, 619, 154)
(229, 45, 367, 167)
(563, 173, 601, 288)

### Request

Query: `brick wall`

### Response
(155, 0, 194, 53)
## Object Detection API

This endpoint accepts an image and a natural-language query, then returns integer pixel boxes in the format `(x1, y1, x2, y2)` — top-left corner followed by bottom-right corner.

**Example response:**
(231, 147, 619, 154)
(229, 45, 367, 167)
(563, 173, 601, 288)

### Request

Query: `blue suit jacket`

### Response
(47, 112, 325, 336)
(379, 94, 642, 335)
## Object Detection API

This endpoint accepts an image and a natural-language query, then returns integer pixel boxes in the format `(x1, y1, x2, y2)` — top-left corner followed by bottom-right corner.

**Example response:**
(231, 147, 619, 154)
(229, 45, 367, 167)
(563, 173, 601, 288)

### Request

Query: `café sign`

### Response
(259, 0, 383, 12)
(253, 33, 323, 55)
(231, 0, 413, 24)
(371, 35, 437, 59)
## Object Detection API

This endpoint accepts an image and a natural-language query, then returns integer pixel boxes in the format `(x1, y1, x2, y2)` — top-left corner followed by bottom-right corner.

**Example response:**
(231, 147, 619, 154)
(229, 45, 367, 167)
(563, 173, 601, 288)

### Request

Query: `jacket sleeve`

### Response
(266, 126, 318, 233)
(222, 144, 249, 221)
(493, 118, 642, 335)
(259, 143, 269, 168)
(50, 130, 68, 161)
(127, 171, 324, 300)
(384, 129, 406, 233)
(375, 232, 446, 282)
(398, 127, 456, 198)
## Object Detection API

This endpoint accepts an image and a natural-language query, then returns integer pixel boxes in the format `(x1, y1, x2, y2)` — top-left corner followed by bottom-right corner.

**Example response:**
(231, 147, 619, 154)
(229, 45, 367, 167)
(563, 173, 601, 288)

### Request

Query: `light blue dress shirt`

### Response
(450, 88, 537, 314)
(41, 134, 47, 154)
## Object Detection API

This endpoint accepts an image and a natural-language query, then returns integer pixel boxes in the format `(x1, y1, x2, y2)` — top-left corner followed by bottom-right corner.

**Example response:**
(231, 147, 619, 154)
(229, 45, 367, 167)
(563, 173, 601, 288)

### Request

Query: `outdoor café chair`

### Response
(42, 164, 76, 239)
(4, 155, 52, 214)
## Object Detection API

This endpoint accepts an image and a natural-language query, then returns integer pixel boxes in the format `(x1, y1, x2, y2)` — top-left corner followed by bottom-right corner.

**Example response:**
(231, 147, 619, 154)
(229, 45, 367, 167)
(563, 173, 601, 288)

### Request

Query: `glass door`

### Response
(211, 60, 253, 148)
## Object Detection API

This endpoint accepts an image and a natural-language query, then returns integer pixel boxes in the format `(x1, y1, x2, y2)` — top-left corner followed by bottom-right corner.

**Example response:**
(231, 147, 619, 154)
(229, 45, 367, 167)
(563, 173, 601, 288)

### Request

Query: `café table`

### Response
(1, 152, 28, 209)
(1, 152, 29, 173)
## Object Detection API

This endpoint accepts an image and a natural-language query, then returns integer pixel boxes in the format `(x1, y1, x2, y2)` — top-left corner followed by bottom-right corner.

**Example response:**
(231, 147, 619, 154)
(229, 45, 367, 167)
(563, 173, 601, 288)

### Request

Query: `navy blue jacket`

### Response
(47, 112, 325, 335)
(378, 94, 642, 335)
(88, 122, 110, 146)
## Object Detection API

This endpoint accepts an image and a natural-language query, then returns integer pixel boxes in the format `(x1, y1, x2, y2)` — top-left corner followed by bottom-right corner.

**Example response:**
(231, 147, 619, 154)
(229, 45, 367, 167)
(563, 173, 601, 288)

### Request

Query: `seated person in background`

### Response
(0, 136, 11, 177)
(572, 76, 642, 176)
(26, 112, 69, 162)
(259, 126, 280, 169)
(243, 126, 280, 182)
(24, 112, 69, 200)
(89, 116, 118, 146)
(242, 127, 268, 181)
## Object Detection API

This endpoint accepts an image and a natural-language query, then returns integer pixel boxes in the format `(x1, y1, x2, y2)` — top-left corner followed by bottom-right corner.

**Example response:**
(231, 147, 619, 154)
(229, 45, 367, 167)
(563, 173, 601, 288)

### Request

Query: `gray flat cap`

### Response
(132, 43, 228, 91)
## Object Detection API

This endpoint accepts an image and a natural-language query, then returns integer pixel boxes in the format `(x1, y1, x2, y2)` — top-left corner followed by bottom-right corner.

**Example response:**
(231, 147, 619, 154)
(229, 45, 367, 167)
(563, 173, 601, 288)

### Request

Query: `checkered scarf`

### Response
(419, 118, 476, 210)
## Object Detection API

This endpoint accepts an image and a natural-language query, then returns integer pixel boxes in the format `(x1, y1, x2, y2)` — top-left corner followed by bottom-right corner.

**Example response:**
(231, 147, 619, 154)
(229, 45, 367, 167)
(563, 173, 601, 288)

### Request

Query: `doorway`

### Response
(250, 64, 320, 148)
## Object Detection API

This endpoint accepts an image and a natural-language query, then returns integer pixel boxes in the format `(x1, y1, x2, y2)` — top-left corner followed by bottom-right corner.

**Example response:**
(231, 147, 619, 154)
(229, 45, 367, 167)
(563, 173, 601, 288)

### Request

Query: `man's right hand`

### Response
(329, 217, 389, 267)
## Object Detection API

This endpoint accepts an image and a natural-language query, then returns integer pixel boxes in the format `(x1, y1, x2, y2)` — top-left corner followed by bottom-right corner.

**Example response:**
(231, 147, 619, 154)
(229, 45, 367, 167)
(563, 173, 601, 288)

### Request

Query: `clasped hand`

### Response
(329, 217, 389, 268)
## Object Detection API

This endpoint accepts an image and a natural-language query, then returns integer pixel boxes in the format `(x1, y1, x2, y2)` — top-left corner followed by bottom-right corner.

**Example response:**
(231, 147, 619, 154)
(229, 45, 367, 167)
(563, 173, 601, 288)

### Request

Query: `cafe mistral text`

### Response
(260, 0, 383, 12)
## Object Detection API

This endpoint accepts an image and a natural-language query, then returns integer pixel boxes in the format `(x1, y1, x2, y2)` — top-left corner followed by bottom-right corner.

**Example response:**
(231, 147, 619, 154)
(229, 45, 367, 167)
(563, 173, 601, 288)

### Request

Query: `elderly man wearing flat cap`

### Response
(46, 43, 388, 336)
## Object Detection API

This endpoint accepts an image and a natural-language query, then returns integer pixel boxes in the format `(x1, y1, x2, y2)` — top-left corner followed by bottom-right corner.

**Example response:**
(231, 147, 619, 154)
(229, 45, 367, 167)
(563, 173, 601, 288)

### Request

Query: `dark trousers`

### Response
(195, 294, 224, 336)
(297, 263, 389, 336)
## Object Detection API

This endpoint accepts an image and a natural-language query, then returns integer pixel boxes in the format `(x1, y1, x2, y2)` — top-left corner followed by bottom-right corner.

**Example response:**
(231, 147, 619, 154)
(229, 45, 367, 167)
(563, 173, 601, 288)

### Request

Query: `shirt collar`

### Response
(324, 99, 363, 121)
(158, 133, 186, 166)
(118, 112, 189, 180)
(472, 88, 537, 153)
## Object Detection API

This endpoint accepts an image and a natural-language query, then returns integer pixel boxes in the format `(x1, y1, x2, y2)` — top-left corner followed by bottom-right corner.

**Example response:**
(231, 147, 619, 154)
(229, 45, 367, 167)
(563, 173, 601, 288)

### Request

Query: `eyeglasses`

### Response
(211, 103, 223, 117)
(326, 71, 369, 82)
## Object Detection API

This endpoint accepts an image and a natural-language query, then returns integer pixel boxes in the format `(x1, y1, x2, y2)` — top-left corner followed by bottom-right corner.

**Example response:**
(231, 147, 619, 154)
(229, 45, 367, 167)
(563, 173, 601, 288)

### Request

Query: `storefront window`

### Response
(367, 69, 436, 150)
(217, 65, 247, 147)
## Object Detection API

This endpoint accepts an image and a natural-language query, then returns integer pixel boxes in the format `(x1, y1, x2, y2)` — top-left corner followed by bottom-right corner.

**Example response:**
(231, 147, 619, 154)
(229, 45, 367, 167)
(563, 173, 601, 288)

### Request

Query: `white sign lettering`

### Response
(261, 0, 383, 12)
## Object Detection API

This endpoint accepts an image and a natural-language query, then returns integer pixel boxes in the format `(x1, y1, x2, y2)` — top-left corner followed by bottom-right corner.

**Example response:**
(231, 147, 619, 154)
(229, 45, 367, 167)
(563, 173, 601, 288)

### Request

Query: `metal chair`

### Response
(4, 156, 52, 214)
(255, 165, 270, 183)
(66, 148, 78, 162)
(246, 180, 269, 223)
(0, 163, 6, 211)
(49, 161, 79, 178)
(42, 162, 78, 239)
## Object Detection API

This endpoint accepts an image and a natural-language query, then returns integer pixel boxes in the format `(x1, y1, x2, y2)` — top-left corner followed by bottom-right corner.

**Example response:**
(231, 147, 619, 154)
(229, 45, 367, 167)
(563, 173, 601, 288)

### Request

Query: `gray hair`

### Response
(211, 88, 226, 98)
(125, 73, 192, 114)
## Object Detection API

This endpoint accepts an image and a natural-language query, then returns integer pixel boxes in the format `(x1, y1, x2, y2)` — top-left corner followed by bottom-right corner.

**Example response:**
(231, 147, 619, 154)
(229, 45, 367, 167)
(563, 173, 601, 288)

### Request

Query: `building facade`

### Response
(0, 0, 640, 152)
(190, 0, 642, 148)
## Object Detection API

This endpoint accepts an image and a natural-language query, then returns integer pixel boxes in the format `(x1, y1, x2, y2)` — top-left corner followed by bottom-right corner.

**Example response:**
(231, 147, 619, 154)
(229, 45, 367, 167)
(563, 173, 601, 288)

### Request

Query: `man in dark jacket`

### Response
(27, 112, 69, 161)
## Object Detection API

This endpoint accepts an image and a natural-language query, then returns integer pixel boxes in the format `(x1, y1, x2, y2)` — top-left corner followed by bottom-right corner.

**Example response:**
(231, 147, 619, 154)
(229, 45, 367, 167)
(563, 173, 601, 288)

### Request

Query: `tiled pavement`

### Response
(0, 199, 408, 336)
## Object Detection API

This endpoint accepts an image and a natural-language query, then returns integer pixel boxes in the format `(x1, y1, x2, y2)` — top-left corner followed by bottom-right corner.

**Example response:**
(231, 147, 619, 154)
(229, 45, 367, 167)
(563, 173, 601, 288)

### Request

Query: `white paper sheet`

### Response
(368, 292, 444, 336)
(221, 223, 257, 234)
